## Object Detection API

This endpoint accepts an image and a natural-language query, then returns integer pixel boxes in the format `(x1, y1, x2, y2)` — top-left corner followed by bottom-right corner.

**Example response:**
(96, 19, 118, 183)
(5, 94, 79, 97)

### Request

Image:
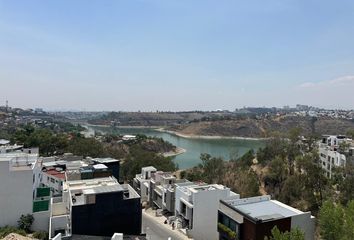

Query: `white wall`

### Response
(32, 210, 50, 232)
(0, 161, 34, 227)
(291, 212, 315, 240)
(190, 188, 230, 240)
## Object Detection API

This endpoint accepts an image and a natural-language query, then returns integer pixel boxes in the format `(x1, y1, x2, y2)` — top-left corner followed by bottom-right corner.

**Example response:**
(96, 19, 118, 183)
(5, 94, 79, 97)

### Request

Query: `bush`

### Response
(0, 226, 26, 238)
(33, 231, 48, 240)
(17, 214, 34, 233)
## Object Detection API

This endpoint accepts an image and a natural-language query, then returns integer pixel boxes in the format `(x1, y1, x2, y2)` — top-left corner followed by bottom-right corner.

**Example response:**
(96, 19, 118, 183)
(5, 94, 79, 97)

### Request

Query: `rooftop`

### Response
(0, 152, 39, 171)
(224, 195, 305, 222)
(65, 177, 139, 205)
(44, 168, 66, 180)
(92, 157, 120, 164)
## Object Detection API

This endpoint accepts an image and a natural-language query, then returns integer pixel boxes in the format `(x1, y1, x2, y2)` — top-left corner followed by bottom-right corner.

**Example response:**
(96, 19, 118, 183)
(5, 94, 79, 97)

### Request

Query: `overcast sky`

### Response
(1, 0, 354, 111)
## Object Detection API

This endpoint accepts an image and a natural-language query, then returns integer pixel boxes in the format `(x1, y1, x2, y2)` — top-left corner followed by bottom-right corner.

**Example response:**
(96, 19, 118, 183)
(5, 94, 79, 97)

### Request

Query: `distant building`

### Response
(218, 195, 315, 240)
(133, 167, 189, 213)
(175, 182, 239, 240)
(318, 135, 354, 178)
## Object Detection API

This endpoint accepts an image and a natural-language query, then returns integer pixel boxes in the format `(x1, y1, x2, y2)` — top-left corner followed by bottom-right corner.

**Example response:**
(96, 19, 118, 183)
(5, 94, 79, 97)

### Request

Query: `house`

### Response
(218, 195, 315, 240)
(133, 166, 188, 213)
(175, 182, 239, 240)
(49, 176, 142, 239)
(133, 166, 157, 203)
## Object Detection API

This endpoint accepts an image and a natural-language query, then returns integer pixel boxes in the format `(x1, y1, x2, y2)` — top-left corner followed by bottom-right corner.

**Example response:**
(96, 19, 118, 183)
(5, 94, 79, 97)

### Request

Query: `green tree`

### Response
(265, 226, 304, 240)
(199, 153, 224, 183)
(17, 214, 34, 233)
(319, 201, 345, 240)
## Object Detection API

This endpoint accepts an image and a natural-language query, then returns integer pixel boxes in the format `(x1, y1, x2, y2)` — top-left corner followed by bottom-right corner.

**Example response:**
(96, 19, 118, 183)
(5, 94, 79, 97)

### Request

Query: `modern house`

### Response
(149, 171, 189, 213)
(133, 166, 157, 203)
(49, 176, 141, 239)
(218, 195, 315, 240)
(92, 157, 120, 180)
(0, 151, 50, 231)
(175, 182, 239, 240)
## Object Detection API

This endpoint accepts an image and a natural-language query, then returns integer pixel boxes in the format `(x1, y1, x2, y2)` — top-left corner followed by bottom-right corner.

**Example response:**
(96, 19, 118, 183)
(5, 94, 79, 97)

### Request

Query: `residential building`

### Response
(92, 157, 120, 180)
(133, 167, 188, 213)
(175, 182, 239, 240)
(149, 171, 189, 213)
(133, 166, 157, 203)
(319, 135, 354, 178)
(49, 176, 141, 239)
(218, 195, 315, 240)
(0, 151, 50, 231)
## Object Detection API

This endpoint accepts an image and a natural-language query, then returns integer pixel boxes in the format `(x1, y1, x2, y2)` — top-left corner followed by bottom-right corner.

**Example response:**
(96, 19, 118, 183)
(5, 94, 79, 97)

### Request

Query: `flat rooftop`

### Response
(224, 195, 304, 221)
(0, 152, 39, 171)
(176, 182, 226, 195)
(65, 177, 121, 192)
(66, 177, 139, 205)
(92, 157, 120, 164)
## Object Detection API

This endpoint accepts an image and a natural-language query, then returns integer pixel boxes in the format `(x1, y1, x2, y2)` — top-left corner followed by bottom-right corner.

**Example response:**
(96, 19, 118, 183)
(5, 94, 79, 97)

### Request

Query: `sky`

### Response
(1, 0, 354, 111)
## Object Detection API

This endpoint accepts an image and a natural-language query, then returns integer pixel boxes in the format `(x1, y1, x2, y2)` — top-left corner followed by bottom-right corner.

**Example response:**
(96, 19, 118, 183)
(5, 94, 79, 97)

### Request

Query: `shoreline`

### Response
(162, 147, 187, 157)
(155, 128, 268, 141)
(85, 124, 267, 141)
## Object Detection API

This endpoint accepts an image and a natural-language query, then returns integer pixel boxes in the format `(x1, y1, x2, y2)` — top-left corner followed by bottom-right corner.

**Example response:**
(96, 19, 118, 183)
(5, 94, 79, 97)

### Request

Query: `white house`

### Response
(175, 182, 239, 240)
(133, 166, 157, 203)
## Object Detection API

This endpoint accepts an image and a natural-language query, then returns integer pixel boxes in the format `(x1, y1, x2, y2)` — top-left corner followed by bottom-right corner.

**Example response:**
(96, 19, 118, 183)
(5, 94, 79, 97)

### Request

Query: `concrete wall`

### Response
(0, 161, 34, 227)
(291, 212, 315, 240)
(32, 210, 50, 232)
(190, 188, 230, 240)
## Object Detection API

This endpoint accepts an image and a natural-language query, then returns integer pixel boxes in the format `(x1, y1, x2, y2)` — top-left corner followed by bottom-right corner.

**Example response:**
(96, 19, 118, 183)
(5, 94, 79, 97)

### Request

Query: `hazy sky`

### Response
(1, 0, 354, 111)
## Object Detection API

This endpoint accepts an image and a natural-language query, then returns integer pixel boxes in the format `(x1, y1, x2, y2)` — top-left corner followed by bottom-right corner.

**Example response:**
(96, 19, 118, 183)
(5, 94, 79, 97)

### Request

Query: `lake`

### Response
(90, 126, 265, 169)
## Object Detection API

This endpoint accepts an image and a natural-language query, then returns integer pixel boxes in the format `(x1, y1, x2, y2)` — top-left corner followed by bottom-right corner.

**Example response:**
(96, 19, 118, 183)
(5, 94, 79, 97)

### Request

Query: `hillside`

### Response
(167, 116, 354, 138)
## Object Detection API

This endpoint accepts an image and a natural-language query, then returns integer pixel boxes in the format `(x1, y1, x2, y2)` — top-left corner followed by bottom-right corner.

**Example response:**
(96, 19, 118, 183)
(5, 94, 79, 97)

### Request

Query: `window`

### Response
(50, 178, 55, 183)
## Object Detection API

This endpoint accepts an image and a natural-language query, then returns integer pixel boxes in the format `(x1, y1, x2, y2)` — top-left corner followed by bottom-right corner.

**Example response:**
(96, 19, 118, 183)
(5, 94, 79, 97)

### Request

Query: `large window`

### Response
(218, 211, 238, 232)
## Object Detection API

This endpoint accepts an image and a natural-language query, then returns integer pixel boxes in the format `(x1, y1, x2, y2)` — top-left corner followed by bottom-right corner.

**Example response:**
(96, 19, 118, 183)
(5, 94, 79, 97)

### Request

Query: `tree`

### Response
(319, 201, 345, 240)
(339, 162, 354, 205)
(265, 226, 304, 240)
(199, 153, 224, 184)
(17, 214, 34, 233)
(346, 129, 354, 139)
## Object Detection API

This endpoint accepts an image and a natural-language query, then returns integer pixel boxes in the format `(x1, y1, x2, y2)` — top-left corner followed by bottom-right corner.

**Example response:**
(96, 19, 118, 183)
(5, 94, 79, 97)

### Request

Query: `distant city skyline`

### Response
(1, 1, 354, 111)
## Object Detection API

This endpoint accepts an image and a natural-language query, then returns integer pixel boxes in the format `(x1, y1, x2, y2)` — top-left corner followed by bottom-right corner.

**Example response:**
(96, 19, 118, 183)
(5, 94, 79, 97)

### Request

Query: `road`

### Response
(142, 211, 188, 240)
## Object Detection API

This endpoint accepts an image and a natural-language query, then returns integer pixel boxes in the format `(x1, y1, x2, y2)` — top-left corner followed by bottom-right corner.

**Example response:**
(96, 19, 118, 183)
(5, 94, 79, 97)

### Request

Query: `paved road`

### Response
(142, 212, 188, 240)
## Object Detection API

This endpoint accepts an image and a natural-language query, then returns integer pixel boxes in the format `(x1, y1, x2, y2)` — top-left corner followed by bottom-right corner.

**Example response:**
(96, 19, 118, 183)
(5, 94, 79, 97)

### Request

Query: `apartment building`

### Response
(49, 176, 142, 239)
(319, 135, 354, 178)
(218, 195, 315, 240)
(0, 151, 49, 231)
(175, 182, 239, 240)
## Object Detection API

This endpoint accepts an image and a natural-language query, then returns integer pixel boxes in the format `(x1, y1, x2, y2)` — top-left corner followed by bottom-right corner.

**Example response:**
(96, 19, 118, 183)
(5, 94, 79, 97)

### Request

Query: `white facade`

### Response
(175, 182, 239, 240)
(133, 166, 156, 203)
(318, 135, 352, 178)
(0, 153, 41, 227)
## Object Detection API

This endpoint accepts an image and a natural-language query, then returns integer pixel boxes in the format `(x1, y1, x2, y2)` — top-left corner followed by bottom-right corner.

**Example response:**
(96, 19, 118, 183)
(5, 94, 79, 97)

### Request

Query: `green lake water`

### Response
(90, 126, 265, 169)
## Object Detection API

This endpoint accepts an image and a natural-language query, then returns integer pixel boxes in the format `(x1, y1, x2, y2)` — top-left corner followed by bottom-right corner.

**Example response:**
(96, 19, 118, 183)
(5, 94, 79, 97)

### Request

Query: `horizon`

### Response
(1, 0, 354, 111)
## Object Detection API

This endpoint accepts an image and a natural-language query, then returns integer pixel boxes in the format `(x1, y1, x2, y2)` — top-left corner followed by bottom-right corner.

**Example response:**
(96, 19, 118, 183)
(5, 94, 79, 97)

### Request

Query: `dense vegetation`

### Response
(182, 128, 354, 239)
(5, 124, 177, 181)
